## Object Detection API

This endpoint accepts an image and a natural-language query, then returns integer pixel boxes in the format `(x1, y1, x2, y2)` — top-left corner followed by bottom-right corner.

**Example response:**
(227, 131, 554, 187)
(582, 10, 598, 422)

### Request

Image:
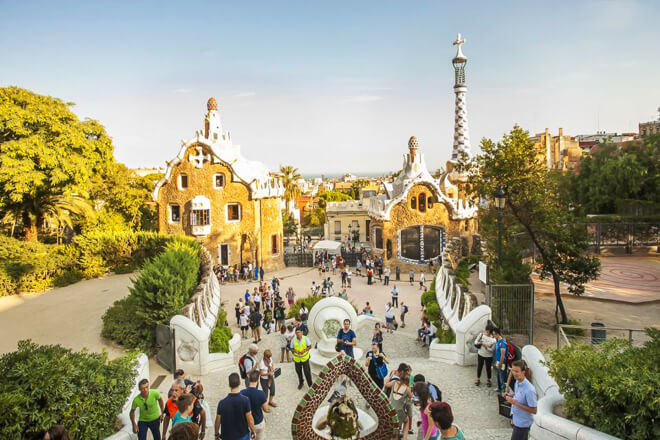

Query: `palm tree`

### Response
(21, 195, 95, 242)
(280, 165, 302, 209)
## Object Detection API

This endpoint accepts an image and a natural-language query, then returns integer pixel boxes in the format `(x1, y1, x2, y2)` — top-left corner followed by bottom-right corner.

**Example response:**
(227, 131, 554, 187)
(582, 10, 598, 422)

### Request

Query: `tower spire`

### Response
(451, 33, 471, 162)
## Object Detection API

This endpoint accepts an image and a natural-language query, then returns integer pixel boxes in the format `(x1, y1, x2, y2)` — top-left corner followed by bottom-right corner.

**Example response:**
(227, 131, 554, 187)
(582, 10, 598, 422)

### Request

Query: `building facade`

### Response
(639, 109, 660, 137)
(153, 98, 285, 271)
(324, 34, 478, 265)
(531, 128, 583, 171)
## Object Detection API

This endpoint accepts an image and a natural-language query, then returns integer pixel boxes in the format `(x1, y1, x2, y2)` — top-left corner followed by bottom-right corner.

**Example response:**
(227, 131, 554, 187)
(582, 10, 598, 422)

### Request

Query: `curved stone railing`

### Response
(430, 239, 491, 366)
(523, 345, 621, 440)
(170, 247, 240, 375)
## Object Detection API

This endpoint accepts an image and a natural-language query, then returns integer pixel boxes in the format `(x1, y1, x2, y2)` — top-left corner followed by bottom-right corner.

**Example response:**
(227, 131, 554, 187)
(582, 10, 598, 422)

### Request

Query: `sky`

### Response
(1, 0, 659, 175)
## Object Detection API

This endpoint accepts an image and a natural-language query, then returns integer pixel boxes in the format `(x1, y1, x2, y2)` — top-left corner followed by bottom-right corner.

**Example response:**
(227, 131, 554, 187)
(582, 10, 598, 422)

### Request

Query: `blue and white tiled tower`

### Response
(451, 33, 471, 162)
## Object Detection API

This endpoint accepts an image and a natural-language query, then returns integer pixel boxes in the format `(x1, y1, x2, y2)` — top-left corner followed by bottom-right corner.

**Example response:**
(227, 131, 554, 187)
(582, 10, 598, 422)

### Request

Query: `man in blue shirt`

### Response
(493, 327, 508, 393)
(215, 373, 256, 440)
(336, 319, 357, 358)
(505, 360, 537, 440)
(240, 371, 270, 440)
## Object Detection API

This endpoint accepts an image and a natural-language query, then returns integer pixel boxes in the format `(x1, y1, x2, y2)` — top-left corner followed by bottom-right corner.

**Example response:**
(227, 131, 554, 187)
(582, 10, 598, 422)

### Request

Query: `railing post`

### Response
(557, 324, 560, 349)
(629, 329, 633, 343)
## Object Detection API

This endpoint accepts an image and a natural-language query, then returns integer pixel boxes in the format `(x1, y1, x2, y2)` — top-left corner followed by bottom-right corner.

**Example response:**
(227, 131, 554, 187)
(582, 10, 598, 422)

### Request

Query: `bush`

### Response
(287, 295, 325, 319)
(546, 328, 660, 440)
(0, 340, 138, 439)
(562, 318, 586, 337)
(209, 310, 232, 353)
(102, 241, 202, 352)
(0, 232, 183, 296)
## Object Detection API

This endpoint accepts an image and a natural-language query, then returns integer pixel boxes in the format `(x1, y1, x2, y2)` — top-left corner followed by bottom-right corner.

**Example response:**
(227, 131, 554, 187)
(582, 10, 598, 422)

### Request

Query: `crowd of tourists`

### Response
(214, 261, 265, 284)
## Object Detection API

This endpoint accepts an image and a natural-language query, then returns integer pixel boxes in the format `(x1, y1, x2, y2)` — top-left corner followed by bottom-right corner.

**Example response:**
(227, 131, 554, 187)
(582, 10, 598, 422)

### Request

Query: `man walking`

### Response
(493, 327, 508, 393)
(130, 379, 165, 440)
(336, 318, 357, 358)
(242, 344, 260, 388)
(291, 327, 313, 389)
(400, 302, 408, 328)
(383, 266, 390, 285)
(505, 360, 537, 440)
(390, 284, 399, 308)
(259, 266, 265, 282)
(215, 373, 256, 440)
(241, 371, 270, 440)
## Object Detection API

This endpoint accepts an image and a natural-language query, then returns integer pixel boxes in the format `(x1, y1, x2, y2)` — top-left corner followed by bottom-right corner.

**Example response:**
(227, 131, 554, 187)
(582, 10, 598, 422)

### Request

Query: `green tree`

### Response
(466, 125, 600, 323)
(279, 165, 302, 208)
(349, 178, 369, 199)
(282, 209, 298, 236)
(569, 136, 660, 214)
(317, 191, 353, 209)
(0, 87, 114, 240)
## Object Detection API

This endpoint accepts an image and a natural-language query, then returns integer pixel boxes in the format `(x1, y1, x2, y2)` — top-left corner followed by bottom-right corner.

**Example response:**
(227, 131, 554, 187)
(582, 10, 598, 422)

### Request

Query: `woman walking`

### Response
(413, 382, 438, 440)
(385, 303, 395, 333)
(474, 326, 496, 387)
(259, 349, 278, 407)
(389, 366, 412, 439)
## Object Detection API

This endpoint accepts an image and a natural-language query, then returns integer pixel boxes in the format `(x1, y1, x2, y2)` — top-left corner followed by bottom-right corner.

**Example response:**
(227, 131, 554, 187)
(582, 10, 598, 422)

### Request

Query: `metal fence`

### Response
(587, 222, 660, 253)
(283, 252, 314, 267)
(556, 324, 650, 349)
(485, 284, 534, 346)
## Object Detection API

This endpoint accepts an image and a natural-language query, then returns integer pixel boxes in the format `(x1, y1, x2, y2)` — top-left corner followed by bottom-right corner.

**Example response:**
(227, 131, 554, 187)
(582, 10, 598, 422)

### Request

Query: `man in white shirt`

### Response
(253, 292, 262, 312)
(383, 267, 391, 285)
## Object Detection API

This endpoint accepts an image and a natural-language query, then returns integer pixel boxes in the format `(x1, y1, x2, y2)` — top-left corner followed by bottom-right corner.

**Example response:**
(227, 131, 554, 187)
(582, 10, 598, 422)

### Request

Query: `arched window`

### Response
(428, 197, 433, 209)
(411, 197, 417, 210)
(419, 193, 426, 212)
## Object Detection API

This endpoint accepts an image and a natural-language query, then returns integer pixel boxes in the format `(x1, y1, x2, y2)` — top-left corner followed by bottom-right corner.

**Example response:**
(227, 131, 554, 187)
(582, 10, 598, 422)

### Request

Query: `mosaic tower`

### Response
(451, 33, 471, 161)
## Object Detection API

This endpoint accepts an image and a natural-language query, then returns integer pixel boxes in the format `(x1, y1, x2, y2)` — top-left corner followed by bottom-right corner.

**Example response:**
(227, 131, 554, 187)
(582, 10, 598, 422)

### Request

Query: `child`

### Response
(171, 393, 194, 427)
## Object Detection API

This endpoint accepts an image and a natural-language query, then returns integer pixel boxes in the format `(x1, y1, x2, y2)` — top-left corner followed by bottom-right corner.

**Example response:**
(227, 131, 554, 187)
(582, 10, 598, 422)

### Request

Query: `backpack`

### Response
(427, 382, 442, 402)
(402, 304, 408, 314)
(506, 342, 520, 366)
(238, 353, 253, 379)
(372, 354, 388, 379)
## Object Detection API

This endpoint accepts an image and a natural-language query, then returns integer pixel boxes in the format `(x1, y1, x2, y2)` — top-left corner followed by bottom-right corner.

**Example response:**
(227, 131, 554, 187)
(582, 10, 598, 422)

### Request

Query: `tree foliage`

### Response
(465, 125, 600, 323)
(0, 340, 138, 439)
(569, 136, 659, 214)
(547, 328, 660, 440)
(0, 87, 114, 240)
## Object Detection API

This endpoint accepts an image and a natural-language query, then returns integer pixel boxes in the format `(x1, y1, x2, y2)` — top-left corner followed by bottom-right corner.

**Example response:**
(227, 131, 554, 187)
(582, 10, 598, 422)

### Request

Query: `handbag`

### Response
(273, 367, 281, 379)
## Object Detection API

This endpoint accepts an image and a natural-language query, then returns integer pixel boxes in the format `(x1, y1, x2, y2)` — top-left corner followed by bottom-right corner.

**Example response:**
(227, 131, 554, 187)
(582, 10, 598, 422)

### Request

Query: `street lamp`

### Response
(493, 186, 507, 270)
(354, 223, 360, 245)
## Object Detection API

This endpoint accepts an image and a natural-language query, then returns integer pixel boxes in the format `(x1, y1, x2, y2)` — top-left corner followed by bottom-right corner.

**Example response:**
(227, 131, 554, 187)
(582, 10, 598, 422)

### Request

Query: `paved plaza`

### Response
(533, 256, 660, 303)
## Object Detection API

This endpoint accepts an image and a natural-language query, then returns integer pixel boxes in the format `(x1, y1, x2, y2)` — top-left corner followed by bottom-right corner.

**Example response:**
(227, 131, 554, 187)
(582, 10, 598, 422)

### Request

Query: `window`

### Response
(375, 228, 383, 249)
(227, 203, 241, 222)
(214, 174, 225, 188)
(428, 197, 433, 209)
(334, 221, 341, 234)
(419, 193, 426, 212)
(170, 204, 181, 222)
(191, 209, 210, 226)
(411, 196, 417, 209)
(271, 234, 279, 255)
(401, 227, 421, 260)
(179, 174, 188, 189)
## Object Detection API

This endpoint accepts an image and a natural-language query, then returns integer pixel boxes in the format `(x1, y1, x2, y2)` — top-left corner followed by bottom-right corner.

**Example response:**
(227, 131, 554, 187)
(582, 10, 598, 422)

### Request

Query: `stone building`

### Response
(153, 97, 285, 271)
(531, 128, 583, 171)
(324, 34, 478, 265)
(639, 108, 660, 137)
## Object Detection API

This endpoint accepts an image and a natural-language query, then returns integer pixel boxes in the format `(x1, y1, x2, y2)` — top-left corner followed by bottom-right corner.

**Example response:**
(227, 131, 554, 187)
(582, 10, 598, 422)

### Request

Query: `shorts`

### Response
(419, 280, 424, 286)
(241, 325, 248, 331)
(386, 317, 394, 324)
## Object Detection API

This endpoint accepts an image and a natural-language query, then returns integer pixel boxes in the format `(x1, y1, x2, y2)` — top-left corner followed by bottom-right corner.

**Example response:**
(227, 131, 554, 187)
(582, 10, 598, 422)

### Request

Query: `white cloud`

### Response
(346, 95, 384, 103)
(233, 91, 257, 98)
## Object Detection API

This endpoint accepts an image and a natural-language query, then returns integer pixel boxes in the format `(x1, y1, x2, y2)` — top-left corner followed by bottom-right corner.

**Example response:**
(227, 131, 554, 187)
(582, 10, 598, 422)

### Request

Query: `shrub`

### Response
(209, 310, 232, 353)
(102, 241, 202, 352)
(287, 295, 324, 319)
(101, 296, 151, 352)
(546, 328, 660, 440)
(562, 318, 586, 337)
(0, 340, 138, 439)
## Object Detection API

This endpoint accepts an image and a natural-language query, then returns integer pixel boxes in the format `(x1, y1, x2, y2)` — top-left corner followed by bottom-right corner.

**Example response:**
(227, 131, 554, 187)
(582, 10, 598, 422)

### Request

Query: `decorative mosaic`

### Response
(291, 354, 400, 440)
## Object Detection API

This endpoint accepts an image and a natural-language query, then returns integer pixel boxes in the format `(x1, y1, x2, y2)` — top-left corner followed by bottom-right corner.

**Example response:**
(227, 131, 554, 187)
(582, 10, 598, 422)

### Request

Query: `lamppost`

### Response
(354, 223, 360, 246)
(493, 186, 507, 270)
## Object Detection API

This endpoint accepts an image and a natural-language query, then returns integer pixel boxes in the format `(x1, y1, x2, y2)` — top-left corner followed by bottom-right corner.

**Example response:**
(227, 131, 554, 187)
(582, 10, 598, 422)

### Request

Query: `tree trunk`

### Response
(553, 273, 568, 324)
(22, 212, 38, 241)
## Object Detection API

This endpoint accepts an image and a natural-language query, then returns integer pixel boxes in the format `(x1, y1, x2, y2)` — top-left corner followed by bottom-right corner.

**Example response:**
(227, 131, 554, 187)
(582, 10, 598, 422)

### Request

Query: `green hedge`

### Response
(0, 340, 137, 439)
(102, 239, 202, 353)
(0, 232, 181, 296)
(209, 309, 232, 353)
(421, 272, 456, 344)
(286, 295, 358, 319)
(547, 328, 660, 440)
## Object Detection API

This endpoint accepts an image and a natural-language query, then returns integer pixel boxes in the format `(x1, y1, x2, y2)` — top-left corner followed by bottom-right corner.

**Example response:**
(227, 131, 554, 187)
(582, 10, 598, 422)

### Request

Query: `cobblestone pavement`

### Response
(196, 326, 511, 440)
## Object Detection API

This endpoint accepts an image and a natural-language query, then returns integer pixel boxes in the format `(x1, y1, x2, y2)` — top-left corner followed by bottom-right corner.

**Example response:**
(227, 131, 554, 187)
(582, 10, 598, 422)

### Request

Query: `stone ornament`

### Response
(291, 354, 400, 440)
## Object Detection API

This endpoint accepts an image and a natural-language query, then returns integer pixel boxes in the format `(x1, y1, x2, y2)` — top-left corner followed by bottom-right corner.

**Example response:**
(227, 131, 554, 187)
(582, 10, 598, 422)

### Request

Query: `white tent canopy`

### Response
(312, 240, 343, 255)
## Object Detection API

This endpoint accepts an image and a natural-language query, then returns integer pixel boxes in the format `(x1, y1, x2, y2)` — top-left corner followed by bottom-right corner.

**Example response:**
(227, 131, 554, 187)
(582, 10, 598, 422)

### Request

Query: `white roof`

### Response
(313, 240, 343, 253)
